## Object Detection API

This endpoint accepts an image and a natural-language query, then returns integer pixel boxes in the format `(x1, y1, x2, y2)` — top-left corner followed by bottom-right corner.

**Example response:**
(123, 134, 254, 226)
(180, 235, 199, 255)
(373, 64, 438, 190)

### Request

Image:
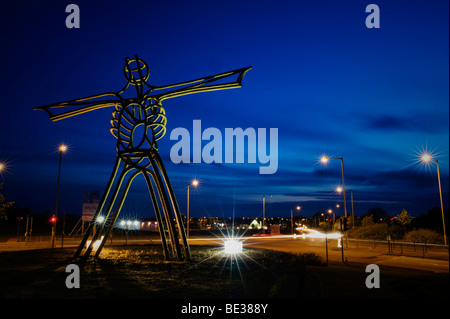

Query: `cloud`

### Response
(366, 114, 448, 133)
(368, 115, 412, 131)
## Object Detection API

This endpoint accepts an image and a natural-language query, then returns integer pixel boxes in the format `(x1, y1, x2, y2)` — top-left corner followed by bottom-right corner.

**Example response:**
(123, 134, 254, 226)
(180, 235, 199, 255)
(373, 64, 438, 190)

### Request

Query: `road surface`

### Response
(187, 235, 449, 273)
(1, 234, 448, 273)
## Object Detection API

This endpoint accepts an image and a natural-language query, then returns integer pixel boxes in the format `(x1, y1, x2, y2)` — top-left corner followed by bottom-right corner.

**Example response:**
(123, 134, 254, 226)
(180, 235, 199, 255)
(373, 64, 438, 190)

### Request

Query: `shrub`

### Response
(296, 252, 326, 266)
(347, 224, 405, 240)
(404, 229, 444, 244)
(361, 215, 374, 226)
(347, 223, 386, 240)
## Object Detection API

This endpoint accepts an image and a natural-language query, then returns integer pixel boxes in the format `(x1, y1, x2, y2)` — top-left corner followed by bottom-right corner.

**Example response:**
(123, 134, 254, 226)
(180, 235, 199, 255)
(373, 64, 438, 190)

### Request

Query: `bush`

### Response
(404, 229, 444, 244)
(361, 215, 374, 226)
(347, 223, 386, 240)
(347, 224, 404, 240)
(296, 252, 326, 266)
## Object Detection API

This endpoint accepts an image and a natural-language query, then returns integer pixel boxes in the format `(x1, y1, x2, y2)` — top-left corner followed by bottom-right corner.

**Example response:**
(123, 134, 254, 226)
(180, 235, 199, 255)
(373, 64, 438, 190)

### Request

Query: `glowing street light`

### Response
(187, 179, 199, 238)
(328, 209, 335, 223)
(320, 155, 348, 218)
(420, 153, 432, 164)
(0, 161, 8, 181)
(419, 151, 447, 246)
(52, 143, 68, 248)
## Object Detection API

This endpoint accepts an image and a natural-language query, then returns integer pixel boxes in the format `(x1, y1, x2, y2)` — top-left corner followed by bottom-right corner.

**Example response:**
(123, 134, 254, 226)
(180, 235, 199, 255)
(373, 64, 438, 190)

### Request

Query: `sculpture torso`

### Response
(111, 97, 166, 166)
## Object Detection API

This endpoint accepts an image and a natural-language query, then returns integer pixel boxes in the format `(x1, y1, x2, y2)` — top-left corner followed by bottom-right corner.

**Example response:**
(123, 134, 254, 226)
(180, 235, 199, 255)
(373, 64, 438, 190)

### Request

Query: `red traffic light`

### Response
(50, 216, 57, 223)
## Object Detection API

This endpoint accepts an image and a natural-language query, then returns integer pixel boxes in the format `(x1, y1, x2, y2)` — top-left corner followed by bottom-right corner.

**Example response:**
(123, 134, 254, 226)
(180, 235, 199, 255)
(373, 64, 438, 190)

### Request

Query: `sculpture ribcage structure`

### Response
(34, 56, 251, 260)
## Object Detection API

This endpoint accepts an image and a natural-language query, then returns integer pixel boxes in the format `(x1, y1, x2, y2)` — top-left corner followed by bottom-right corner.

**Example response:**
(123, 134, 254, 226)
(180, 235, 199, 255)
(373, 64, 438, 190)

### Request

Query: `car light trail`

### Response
(295, 227, 342, 239)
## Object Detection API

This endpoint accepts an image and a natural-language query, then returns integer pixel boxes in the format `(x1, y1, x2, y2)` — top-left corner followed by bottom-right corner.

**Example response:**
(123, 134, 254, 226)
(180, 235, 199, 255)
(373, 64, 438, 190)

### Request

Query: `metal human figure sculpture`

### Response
(34, 55, 251, 260)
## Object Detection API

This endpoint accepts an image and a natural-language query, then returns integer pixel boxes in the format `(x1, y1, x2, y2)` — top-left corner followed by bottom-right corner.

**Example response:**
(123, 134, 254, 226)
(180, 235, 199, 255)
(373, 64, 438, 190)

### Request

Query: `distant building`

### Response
(140, 219, 159, 231)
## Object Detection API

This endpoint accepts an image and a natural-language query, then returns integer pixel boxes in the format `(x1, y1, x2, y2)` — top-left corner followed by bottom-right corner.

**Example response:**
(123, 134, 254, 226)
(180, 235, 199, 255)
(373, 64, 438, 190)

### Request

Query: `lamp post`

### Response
(420, 153, 447, 246)
(291, 206, 301, 234)
(52, 144, 67, 248)
(187, 179, 199, 238)
(262, 194, 272, 234)
(337, 186, 355, 228)
(16, 217, 23, 241)
(328, 209, 335, 224)
(321, 156, 347, 218)
(350, 189, 355, 228)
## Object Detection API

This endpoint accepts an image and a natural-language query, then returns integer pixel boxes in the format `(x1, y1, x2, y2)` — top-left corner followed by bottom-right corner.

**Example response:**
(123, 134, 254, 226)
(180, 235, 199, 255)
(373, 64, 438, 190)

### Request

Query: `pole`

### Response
(53, 149, 63, 248)
(263, 196, 265, 234)
(291, 208, 294, 235)
(17, 217, 22, 241)
(325, 228, 328, 266)
(187, 185, 190, 238)
(61, 212, 66, 248)
(339, 158, 347, 218)
(436, 160, 447, 246)
(25, 215, 30, 240)
(30, 216, 33, 237)
(351, 189, 355, 228)
(340, 217, 345, 263)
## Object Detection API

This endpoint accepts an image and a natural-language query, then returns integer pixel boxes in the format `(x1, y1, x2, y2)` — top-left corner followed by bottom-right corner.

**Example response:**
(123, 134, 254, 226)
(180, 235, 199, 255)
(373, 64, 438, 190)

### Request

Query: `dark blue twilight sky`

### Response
(0, 0, 448, 220)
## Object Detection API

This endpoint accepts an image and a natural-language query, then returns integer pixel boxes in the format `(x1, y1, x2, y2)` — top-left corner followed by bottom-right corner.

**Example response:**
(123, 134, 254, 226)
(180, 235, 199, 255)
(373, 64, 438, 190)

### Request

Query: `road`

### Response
(1, 234, 448, 273)
(187, 235, 449, 273)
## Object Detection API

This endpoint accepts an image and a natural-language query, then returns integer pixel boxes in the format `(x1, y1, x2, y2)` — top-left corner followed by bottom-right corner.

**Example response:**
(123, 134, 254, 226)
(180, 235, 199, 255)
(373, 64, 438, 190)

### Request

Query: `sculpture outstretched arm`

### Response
(33, 92, 123, 121)
(150, 66, 252, 101)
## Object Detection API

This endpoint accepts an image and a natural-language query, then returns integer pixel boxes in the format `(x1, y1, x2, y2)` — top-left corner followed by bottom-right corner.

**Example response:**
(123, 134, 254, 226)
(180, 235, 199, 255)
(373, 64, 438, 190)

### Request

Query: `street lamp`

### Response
(291, 205, 301, 234)
(0, 161, 6, 182)
(328, 209, 335, 224)
(350, 189, 355, 228)
(262, 194, 272, 234)
(52, 144, 68, 248)
(420, 152, 447, 246)
(320, 155, 348, 218)
(337, 186, 356, 229)
(187, 179, 199, 238)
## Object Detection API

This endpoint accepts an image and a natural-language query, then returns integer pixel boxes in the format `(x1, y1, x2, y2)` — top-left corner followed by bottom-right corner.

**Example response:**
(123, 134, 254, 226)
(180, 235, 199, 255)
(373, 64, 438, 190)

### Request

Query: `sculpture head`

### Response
(123, 56, 150, 86)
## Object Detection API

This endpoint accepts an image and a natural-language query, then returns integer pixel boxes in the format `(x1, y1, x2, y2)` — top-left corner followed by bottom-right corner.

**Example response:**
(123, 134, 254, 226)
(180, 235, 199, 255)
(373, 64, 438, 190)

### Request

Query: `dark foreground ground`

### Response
(0, 244, 448, 300)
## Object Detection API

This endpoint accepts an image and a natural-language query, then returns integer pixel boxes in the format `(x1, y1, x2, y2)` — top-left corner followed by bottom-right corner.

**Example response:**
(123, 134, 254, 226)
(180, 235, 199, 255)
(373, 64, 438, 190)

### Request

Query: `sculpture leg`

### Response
(153, 152, 191, 260)
(142, 170, 171, 260)
(149, 155, 183, 260)
(74, 156, 122, 258)
(94, 170, 141, 257)
(83, 163, 131, 258)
